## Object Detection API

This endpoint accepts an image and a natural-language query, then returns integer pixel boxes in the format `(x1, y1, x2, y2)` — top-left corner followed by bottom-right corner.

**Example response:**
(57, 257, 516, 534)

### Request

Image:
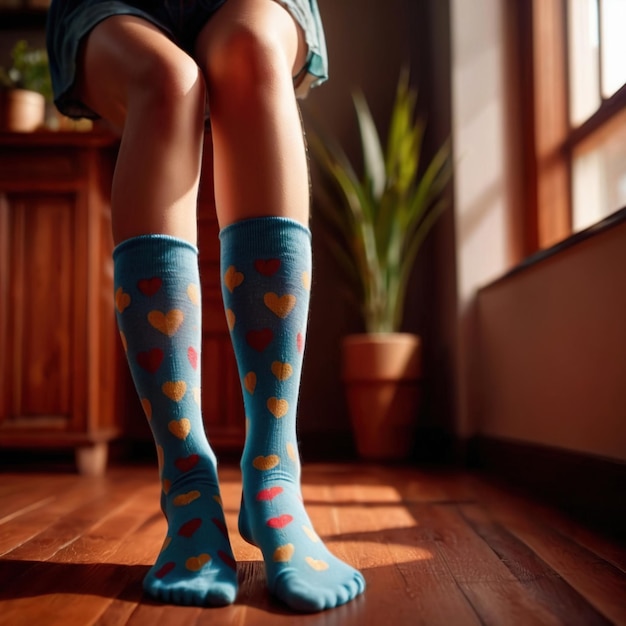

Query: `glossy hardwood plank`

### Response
(0, 464, 624, 626)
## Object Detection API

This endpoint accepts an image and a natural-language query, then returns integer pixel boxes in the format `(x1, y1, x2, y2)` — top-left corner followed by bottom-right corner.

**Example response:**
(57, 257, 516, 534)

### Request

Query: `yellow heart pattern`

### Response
(224, 266, 244, 293)
(305, 556, 329, 571)
(187, 283, 200, 305)
(273, 543, 295, 562)
(119, 331, 128, 353)
(173, 490, 201, 506)
(244, 372, 257, 394)
(148, 309, 184, 336)
(225, 309, 236, 331)
(264, 292, 296, 318)
(286, 442, 297, 461)
(267, 397, 289, 419)
(192, 387, 201, 406)
(302, 271, 311, 290)
(185, 553, 211, 571)
(213, 494, 223, 507)
(168, 418, 191, 440)
(271, 361, 293, 381)
(302, 525, 320, 542)
(253, 454, 280, 471)
(115, 287, 131, 313)
(162, 478, 171, 494)
(162, 381, 187, 402)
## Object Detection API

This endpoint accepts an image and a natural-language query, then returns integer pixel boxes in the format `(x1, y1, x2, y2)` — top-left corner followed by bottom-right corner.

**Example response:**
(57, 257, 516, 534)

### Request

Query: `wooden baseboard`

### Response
(468, 436, 626, 539)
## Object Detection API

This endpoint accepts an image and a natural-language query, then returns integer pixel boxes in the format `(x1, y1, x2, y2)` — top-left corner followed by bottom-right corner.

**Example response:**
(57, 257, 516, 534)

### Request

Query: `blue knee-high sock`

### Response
(114, 235, 237, 607)
(220, 217, 365, 612)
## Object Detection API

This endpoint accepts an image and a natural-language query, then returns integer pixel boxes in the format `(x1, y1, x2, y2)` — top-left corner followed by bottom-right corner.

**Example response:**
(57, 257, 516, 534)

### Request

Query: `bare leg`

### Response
(77, 16, 206, 243)
(195, 0, 309, 228)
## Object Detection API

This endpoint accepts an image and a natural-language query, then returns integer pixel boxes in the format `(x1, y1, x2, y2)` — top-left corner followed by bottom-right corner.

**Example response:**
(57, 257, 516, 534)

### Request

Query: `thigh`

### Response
(76, 15, 199, 129)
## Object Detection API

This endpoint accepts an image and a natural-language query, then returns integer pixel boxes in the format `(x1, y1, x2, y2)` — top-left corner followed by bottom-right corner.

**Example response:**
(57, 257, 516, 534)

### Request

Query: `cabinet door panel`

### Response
(6, 193, 78, 422)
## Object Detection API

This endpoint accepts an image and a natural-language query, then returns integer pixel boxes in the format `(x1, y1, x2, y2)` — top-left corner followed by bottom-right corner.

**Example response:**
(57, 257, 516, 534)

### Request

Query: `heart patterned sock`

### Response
(113, 235, 237, 607)
(220, 217, 366, 612)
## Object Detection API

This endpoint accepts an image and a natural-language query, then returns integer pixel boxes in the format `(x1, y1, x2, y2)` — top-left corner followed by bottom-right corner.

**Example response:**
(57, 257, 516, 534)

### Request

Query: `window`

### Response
(568, 0, 626, 231)
(518, 0, 626, 250)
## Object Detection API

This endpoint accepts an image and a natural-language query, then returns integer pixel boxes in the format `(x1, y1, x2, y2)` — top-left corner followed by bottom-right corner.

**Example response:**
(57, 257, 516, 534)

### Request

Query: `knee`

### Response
(130, 52, 205, 127)
(205, 26, 289, 100)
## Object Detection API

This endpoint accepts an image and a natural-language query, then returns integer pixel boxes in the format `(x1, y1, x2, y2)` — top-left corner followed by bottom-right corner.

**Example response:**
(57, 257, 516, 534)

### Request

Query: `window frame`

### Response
(515, 0, 626, 252)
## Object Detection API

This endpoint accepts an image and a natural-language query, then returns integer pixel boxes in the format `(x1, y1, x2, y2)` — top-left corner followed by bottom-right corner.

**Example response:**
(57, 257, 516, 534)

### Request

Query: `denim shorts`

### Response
(46, 0, 329, 119)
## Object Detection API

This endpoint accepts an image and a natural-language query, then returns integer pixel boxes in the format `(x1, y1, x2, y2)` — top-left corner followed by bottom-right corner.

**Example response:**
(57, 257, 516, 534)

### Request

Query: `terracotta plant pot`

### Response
(0, 89, 45, 132)
(342, 333, 422, 460)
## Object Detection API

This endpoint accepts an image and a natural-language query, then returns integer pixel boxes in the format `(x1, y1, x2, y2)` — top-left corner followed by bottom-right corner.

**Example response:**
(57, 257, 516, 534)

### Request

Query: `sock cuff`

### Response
(219, 217, 311, 256)
(113, 234, 198, 261)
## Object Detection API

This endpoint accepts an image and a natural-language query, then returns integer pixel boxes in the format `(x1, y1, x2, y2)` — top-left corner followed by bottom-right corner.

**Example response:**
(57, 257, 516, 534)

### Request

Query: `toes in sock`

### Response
(114, 235, 237, 606)
(220, 217, 365, 612)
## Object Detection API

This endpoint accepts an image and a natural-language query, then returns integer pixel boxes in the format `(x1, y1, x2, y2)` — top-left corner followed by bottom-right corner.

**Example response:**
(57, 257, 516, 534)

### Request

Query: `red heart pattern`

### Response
(267, 514, 294, 529)
(155, 561, 176, 579)
(246, 328, 274, 352)
(254, 258, 281, 276)
(175, 454, 200, 472)
(137, 277, 162, 296)
(257, 486, 284, 501)
(178, 518, 202, 537)
(187, 346, 198, 369)
(137, 348, 164, 373)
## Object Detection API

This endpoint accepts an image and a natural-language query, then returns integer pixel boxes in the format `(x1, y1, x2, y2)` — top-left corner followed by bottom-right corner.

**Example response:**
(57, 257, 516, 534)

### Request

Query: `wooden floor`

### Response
(0, 462, 625, 626)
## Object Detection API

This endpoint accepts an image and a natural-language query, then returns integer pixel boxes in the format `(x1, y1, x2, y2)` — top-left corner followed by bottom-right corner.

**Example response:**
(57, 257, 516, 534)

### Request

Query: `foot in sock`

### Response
(114, 235, 238, 607)
(220, 217, 366, 612)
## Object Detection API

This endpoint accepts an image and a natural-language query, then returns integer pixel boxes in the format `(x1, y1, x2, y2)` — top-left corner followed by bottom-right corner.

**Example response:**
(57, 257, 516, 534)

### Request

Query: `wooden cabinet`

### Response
(0, 131, 119, 474)
(0, 131, 245, 473)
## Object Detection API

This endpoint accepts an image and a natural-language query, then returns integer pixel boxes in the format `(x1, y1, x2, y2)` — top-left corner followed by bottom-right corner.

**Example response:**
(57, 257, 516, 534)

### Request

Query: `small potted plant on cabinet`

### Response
(0, 40, 52, 132)
(308, 71, 451, 460)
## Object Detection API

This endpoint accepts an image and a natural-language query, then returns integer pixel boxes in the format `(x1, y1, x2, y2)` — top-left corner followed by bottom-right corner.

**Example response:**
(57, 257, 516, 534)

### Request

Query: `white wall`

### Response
(451, 0, 519, 437)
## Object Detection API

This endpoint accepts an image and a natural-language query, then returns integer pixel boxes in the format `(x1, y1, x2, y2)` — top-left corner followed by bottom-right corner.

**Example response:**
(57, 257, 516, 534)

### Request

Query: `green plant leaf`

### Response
(306, 68, 452, 332)
(353, 90, 386, 202)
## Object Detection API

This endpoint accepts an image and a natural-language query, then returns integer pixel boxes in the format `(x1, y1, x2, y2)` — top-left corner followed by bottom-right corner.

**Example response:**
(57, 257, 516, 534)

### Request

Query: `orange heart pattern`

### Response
(267, 397, 289, 419)
(225, 309, 236, 331)
(148, 309, 184, 336)
(185, 553, 211, 571)
(244, 372, 256, 395)
(141, 398, 152, 420)
(115, 287, 131, 313)
(187, 283, 200, 305)
(168, 418, 191, 440)
(271, 361, 293, 381)
(264, 292, 296, 318)
(162, 381, 187, 402)
(224, 265, 244, 292)
(173, 490, 201, 506)
(273, 543, 295, 562)
(253, 455, 280, 471)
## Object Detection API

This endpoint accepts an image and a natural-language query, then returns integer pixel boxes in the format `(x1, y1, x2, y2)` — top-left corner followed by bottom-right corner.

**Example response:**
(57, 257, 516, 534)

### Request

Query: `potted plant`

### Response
(0, 40, 53, 132)
(307, 70, 451, 460)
